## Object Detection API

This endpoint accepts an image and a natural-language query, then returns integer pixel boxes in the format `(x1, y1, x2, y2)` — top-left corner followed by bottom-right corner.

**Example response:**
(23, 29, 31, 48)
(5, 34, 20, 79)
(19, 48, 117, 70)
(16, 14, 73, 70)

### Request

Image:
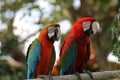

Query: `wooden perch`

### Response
(29, 70, 120, 80)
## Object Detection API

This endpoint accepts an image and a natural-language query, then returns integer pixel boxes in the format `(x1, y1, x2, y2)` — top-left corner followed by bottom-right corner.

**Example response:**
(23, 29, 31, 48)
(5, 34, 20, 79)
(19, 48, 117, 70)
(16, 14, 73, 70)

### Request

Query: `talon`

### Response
(74, 72, 81, 80)
(83, 70, 94, 80)
(48, 74, 53, 80)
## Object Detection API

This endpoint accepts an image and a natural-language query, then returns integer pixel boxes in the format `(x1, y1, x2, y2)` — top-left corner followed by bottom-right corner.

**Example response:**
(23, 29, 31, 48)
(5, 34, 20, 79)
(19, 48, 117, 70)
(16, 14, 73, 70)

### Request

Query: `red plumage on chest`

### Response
(73, 37, 90, 72)
(35, 30, 54, 76)
(70, 18, 93, 72)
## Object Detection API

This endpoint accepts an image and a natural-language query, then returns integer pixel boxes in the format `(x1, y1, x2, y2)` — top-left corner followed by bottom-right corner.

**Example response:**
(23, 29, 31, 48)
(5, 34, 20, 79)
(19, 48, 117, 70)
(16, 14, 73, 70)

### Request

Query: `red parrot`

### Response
(26, 24, 61, 79)
(52, 17, 101, 77)
(52, 44, 99, 76)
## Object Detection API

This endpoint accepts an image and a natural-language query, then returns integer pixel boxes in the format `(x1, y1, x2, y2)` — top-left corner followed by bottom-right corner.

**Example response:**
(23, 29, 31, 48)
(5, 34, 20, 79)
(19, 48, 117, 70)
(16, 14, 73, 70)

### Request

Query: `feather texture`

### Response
(60, 36, 78, 75)
(27, 24, 60, 79)
(52, 17, 97, 76)
(27, 39, 41, 79)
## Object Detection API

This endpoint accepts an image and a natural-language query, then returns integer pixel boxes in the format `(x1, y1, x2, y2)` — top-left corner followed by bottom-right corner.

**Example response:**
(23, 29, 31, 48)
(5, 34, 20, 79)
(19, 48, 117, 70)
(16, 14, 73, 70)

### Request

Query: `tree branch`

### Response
(30, 70, 120, 80)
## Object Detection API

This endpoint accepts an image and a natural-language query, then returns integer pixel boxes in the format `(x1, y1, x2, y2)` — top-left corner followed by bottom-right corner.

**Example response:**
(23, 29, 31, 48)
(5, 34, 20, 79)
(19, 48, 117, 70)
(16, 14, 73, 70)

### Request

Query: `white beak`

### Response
(92, 21, 102, 34)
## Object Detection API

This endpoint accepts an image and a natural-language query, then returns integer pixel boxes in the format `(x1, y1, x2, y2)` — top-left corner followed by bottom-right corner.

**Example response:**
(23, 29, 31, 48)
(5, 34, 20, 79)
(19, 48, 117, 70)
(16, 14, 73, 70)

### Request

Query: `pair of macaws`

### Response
(26, 17, 101, 79)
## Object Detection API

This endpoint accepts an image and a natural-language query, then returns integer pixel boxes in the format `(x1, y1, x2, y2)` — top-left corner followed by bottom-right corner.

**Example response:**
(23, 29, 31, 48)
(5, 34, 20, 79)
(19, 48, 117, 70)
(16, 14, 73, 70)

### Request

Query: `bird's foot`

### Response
(74, 72, 81, 80)
(37, 75, 53, 80)
(83, 70, 94, 80)
(48, 74, 53, 80)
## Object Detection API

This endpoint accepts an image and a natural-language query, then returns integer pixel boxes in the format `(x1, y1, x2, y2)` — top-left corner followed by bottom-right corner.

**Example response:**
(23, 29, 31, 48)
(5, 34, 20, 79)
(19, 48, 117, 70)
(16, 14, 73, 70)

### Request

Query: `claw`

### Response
(74, 72, 82, 80)
(48, 74, 53, 80)
(83, 70, 94, 80)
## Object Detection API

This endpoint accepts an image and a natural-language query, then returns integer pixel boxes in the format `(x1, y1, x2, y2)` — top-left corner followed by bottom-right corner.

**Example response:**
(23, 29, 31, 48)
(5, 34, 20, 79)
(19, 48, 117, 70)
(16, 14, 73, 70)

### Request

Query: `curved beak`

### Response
(55, 27, 61, 41)
(92, 21, 102, 34)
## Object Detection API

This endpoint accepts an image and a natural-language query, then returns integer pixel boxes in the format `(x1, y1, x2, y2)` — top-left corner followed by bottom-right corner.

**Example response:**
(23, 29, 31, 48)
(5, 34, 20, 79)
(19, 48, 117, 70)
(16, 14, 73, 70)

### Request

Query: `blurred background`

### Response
(0, 0, 120, 80)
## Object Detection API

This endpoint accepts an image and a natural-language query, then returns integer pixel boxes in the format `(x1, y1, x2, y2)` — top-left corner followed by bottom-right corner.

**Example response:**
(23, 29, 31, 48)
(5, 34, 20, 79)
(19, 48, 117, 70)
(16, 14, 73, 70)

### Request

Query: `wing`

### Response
(60, 38, 78, 75)
(27, 39, 41, 79)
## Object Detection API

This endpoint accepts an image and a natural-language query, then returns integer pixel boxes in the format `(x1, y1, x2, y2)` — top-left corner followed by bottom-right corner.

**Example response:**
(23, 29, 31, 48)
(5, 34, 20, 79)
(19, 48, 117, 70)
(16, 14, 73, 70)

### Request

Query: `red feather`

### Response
(52, 17, 97, 75)
(35, 29, 54, 76)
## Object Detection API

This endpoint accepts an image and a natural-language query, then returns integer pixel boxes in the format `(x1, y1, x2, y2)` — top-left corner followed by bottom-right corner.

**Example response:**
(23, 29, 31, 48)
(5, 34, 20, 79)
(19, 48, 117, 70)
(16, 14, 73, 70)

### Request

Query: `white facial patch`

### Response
(83, 21, 91, 31)
(92, 21, 101, 34)
(48, 27, 55, 38)
(47, 26, 61, 40)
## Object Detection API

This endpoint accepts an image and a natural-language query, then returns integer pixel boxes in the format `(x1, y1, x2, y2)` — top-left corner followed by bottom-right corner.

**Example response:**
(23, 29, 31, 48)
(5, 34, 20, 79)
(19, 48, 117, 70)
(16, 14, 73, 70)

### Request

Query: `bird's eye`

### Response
(56, 27, 61, 34)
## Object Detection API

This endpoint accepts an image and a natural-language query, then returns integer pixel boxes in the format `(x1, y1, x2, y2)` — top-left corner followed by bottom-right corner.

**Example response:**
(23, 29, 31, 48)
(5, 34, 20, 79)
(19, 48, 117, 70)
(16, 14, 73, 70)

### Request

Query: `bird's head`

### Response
(72, 17, 101, 37)
(82, 17, 101, 35)
(47, 24, 61, 42)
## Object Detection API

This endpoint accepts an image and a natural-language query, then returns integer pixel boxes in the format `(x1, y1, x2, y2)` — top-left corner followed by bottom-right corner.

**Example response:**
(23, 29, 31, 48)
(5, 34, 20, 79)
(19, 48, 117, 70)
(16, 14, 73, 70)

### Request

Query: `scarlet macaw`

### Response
(52, 17, 101, 79)
(26, 24, 61, 79)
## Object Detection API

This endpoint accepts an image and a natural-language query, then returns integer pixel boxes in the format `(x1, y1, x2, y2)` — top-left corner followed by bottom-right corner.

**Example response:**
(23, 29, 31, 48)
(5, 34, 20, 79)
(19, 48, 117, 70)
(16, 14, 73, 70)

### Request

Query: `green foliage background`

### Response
(111, 11, 120, 61)
(0, 0, 120, 80)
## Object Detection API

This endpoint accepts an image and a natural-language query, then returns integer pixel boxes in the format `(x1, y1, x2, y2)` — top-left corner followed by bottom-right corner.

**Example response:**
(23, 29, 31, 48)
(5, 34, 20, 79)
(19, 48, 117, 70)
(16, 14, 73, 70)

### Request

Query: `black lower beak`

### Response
(85, 29, 93, 36)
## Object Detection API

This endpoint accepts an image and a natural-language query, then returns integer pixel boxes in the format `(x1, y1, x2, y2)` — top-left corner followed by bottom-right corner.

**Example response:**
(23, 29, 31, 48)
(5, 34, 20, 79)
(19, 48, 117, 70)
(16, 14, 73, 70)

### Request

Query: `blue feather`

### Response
(27, 39, 41, 79)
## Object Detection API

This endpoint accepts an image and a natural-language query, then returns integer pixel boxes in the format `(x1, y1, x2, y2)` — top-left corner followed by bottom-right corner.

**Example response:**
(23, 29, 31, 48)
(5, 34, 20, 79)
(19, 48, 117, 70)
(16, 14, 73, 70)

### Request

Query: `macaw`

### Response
(52, 44, 99, 76)
(52, 17, 101, 79)
(26, 24, 61, 79)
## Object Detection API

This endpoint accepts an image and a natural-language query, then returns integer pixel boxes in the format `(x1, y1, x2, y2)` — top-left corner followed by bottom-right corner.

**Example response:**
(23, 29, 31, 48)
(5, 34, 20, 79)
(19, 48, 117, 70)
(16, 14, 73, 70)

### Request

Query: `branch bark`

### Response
(30, 70, 120, 80)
